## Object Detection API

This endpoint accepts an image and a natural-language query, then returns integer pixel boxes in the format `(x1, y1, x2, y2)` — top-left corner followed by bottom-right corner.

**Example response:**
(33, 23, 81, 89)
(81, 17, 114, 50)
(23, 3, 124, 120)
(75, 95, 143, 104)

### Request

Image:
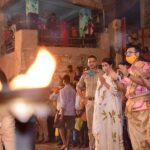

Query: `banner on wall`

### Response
(26, 0, 39, 15)
(79, 8, 91, 38)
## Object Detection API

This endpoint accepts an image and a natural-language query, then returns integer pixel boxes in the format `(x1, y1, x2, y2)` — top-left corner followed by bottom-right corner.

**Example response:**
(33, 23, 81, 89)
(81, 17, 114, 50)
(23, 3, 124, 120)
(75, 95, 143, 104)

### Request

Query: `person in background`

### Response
(37, 95, 50, 143)
(93, 58, 124, 150)
(112, 45, 150, 150)
(52, 86, 63, 145)
(71, 26, 78, 38)
(58, 75, 76, 150)
(0, 70, 15, 150)
(47, 86, 61, 143)
(84, 19, 94, 37)
(76, 55, 103, 150)
(47, 12, 59, 45)
(70, 25, 78, 46)
(84, 19, 95, 47)
(74, 66, 83, 87)
(60, 21, 69, 47)
(73, 89, 88, 148)
(66, 65, 75, 85)
(117, 61, 133, 150)
(78, 90, 88, 148)
(37, 117, 49, 143)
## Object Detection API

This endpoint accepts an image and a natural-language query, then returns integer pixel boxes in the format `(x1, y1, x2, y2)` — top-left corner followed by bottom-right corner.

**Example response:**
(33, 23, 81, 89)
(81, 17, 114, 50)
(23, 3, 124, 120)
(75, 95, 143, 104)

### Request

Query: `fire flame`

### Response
(10, 49, 56, 90)
(0, 82, 2, 91)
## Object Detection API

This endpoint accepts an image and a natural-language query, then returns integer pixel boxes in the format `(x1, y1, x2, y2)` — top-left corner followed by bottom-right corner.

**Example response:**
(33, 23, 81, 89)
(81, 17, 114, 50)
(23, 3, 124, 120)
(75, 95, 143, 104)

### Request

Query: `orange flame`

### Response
(10, 49, 56, 90)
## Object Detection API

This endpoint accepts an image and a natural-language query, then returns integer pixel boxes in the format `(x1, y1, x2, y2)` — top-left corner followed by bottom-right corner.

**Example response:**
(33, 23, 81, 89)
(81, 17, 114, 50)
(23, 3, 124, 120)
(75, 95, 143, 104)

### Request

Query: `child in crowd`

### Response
(73, 90, 89, 148)
(49, 86, 63, 145)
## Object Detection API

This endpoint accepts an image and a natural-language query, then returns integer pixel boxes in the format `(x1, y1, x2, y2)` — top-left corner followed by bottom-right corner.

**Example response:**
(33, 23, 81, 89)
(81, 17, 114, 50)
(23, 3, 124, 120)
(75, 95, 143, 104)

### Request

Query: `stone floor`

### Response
(36, 143, 89, 150)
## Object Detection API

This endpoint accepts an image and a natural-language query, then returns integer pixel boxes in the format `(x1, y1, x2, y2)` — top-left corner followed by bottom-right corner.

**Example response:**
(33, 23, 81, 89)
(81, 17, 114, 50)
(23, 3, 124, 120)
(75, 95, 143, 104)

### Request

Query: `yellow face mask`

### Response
(126, 55, 137, 64)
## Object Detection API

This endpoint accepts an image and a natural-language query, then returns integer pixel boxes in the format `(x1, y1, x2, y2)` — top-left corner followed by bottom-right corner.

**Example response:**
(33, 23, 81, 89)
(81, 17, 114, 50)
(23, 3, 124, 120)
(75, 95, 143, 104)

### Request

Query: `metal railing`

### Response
(38, 30, 97, 48)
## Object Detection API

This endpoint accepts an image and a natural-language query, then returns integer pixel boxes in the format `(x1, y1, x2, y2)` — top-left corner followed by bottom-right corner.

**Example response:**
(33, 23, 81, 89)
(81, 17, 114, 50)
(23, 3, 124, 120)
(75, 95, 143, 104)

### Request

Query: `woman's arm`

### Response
(99, 76, 110, 90)
(139, 74, 150, 90)
(119, 65, 144, 86)
(130, 66, 150, 88)
(109, 70, 126, 92)
(113, 79, 126, 93)
(76, 74, 86, 99)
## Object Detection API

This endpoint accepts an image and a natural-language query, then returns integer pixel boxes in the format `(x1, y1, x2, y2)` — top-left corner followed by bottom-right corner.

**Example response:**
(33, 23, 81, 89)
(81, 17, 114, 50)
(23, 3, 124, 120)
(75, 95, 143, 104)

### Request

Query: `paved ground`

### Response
(36, 143, 89, 150)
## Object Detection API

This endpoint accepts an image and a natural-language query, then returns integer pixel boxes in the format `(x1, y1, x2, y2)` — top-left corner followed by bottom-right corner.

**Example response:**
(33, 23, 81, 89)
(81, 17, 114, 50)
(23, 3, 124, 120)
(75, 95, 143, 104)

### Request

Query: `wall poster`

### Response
(26, 0, 39, 15)
(79, 8, 91, 38)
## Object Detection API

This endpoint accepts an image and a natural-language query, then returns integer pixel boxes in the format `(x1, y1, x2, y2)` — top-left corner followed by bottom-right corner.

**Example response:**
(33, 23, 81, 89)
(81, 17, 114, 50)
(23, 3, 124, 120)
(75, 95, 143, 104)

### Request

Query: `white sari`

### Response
(93, 74, 124, 150)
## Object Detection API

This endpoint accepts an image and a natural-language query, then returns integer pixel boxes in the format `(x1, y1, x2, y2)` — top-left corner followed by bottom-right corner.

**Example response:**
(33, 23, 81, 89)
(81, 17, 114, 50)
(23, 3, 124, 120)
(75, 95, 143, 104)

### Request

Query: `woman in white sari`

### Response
(93, 58, 124, 150)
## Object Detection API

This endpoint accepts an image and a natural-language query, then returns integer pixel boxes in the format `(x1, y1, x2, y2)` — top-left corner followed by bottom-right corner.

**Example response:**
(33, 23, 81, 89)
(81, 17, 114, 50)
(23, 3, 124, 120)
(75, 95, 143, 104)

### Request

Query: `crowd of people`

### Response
(7, 12, 97, 47)
(35, 44, 150, 150)
(0, 44, 150, 150)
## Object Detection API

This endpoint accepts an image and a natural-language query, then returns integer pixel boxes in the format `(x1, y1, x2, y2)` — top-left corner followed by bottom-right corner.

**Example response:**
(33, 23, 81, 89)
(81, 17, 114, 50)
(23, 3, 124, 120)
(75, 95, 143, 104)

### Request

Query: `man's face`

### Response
(125, 47, 138, 57)
(125, 47, 140, 64)
(87, 58, 97, 69)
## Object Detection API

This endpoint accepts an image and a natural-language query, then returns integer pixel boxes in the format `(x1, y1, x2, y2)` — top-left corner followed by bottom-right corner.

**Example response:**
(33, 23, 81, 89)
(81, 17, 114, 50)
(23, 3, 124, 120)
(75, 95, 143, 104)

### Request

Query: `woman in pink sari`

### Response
(112, 45, 150, 150)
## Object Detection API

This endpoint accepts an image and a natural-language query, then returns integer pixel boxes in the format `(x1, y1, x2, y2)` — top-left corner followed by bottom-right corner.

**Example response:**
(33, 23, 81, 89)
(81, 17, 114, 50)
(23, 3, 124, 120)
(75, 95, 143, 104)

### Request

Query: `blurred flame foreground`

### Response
(10, 49, 56, 90)
(0, 82, 2, 91)
(4, 49, 56, 122)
